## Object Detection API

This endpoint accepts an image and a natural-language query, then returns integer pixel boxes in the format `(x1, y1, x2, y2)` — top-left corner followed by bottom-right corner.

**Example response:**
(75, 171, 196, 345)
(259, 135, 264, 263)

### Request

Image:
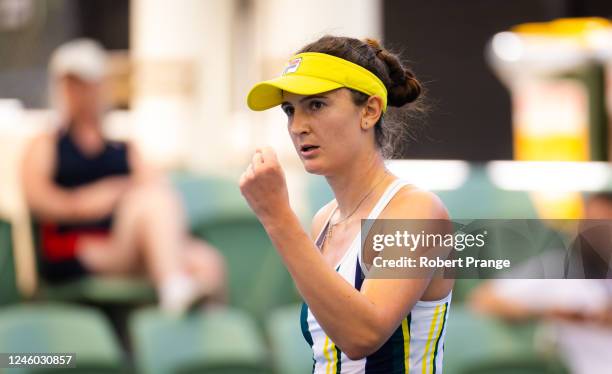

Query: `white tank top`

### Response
(300, 179, 453, 374)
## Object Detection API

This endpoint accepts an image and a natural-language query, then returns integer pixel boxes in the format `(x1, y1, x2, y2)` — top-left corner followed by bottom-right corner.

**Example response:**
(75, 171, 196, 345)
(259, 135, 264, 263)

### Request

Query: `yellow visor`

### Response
(247, 52, 388, 112)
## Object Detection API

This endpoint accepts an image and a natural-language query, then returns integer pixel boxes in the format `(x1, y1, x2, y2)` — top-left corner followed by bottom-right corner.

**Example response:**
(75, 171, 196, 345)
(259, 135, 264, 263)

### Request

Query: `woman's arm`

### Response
(240, 148, 449, 359)
(21, 133, 130, 223)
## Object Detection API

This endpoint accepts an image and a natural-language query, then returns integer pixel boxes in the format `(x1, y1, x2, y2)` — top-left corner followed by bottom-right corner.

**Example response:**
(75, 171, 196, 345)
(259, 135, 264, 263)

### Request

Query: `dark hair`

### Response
(298, 35, 425, 158)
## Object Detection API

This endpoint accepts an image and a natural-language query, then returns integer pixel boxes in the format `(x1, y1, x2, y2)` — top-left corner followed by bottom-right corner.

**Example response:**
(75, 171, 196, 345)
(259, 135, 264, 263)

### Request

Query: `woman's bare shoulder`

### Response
(26, 130, 56, 148)
(22, 130, 58, 166)
(381, 184, 449, 220)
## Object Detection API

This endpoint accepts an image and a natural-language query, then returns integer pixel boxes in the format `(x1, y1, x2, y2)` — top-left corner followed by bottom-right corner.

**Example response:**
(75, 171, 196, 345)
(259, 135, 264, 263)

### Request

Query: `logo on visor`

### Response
(283, 57, 302, 75)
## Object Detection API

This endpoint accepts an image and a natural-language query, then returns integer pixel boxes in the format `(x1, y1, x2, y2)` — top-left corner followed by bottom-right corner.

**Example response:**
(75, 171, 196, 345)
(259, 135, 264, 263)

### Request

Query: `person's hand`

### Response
(239, 147, 292, 225)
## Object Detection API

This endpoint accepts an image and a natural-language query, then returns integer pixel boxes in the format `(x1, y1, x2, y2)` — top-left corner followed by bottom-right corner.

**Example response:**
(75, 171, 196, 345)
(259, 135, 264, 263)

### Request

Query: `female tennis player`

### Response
(240, 35, 453, 373)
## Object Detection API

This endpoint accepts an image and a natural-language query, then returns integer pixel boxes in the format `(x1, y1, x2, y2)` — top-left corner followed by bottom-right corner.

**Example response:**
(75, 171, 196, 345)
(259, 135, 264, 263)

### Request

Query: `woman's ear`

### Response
(361, 95, 384, 130)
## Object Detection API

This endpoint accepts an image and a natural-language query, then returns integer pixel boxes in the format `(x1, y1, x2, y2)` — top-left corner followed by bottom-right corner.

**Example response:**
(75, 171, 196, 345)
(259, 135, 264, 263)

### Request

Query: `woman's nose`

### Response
(289, 112, 310, 135)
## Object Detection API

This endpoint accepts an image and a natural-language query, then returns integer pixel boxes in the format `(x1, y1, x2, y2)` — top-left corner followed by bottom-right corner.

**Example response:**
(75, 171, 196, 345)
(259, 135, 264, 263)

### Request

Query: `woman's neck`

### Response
(325, 150, 391, 219)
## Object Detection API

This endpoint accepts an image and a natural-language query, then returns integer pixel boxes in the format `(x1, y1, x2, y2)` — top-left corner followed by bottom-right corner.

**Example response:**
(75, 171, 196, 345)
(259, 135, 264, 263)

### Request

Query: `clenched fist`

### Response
(239, 147, 292, 225)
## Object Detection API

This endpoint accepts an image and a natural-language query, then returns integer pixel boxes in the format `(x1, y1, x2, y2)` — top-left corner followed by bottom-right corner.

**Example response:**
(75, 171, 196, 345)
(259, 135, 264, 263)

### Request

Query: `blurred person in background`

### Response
(241, 35, 454, 373)
(21, 39, 226, 314)
(469, 192, 612, 373)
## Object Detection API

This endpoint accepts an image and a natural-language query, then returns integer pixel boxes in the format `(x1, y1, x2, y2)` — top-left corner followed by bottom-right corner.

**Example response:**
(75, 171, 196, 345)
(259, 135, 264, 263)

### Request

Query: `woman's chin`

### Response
(302, 159, 326, 175)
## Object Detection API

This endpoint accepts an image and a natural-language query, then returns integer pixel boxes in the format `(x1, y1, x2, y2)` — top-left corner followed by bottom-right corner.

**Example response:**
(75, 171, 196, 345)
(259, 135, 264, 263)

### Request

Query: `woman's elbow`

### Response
(343, 345, 380, 361)
(343, 347, 369, 361)
(340, 331, 386, 360)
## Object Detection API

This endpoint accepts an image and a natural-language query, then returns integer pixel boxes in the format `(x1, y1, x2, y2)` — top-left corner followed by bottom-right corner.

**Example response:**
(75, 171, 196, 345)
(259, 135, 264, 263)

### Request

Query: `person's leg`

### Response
(111, 177, 187, 285)
(183, 238, 228, 304)
(75, 178, 178, 279)
(77, 177, 226, 312)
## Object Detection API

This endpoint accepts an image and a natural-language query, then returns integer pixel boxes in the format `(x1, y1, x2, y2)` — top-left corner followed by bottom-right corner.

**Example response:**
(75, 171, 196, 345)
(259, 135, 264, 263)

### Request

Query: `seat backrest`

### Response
(0, 303, 123, 371)
(0, 219, 19, 305)
(266, 304, 313, 374)
(193, 215, 299, 322)
(130, 307, 268, 374)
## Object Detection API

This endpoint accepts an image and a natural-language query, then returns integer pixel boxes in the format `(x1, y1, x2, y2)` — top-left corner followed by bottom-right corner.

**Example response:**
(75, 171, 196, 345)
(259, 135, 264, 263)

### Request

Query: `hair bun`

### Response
(388, 68, 421, 107)
(364, 38, 422, 107)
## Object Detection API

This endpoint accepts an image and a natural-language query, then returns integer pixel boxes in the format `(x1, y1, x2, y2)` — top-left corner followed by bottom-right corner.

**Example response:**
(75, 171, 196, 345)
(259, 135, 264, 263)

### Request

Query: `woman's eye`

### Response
(309, 100, 325, 111)
(282, 105, 294, 117)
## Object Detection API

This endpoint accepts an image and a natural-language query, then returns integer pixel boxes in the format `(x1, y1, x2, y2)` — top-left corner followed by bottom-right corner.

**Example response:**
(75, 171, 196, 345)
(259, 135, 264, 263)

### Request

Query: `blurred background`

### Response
(1, 0, 612, 373)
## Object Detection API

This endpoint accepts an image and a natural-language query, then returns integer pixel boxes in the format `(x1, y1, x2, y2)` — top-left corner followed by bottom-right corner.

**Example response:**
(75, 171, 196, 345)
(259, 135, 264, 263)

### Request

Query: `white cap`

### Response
(49, 38, 107, 82)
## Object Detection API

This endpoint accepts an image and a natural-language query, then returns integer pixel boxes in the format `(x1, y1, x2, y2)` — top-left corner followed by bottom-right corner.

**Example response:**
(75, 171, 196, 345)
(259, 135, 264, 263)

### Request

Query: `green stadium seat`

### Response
(450, 278, 483, 304)
(441, 306, 517, 374)
(171, 173, 250, 230)
(0, 303, 124, 373)
(192, 212, 299, 322)
(39, 276, 156, 304)
(266, 304, 313, 374)
(462, 355, 569, 374)
(443, 306, 546, 374)
(129, 306, 269, 374)
(0, 219, 20, 305)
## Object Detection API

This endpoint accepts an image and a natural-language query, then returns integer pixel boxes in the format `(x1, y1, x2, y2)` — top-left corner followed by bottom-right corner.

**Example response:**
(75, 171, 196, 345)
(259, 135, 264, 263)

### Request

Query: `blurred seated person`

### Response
(21, 39, 226, 314)
(469, 192, 612, 373)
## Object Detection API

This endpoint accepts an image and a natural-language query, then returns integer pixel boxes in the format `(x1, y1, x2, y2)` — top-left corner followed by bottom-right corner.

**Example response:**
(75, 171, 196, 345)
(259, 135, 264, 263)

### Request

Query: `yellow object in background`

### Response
(512, 79, 590, 161)
(488, 17, 612, 219)
(529, 191, 584, 220)
(513, 17, 611, 41)
(514, 134, 589, 161)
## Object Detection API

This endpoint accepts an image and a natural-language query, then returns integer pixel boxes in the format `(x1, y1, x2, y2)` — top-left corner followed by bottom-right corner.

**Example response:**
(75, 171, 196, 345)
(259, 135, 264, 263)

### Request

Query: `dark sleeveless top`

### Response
(39, 129, 131, 264)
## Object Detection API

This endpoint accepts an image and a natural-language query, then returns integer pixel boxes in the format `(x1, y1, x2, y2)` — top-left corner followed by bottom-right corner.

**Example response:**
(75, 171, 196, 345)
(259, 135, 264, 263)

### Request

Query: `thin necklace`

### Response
(325, 171, 390, 241)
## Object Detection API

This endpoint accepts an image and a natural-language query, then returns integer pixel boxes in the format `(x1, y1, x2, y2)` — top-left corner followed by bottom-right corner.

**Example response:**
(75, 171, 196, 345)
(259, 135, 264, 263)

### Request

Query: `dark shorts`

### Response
(39, 257, 89, 284)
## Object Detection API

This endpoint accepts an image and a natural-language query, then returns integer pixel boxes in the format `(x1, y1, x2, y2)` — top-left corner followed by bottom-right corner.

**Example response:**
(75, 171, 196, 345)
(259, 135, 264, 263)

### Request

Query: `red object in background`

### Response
(40, 224, 109, 262)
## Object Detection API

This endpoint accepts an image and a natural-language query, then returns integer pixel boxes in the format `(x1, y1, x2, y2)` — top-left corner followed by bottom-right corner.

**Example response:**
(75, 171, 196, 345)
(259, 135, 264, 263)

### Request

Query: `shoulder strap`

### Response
(357, 179, 413, 261)
(314, 201, 338, 249)
(366, 179, 412, 220)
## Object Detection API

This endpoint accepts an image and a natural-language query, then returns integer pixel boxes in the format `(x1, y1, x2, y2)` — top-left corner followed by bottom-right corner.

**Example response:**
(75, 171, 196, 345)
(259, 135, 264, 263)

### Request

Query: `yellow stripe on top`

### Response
(323, 335, 332, 374)
(323, 335, 339, 374)
(422, 305, 441, 374)
(401, 317, 411, 373)
(428, 303, 448, 372)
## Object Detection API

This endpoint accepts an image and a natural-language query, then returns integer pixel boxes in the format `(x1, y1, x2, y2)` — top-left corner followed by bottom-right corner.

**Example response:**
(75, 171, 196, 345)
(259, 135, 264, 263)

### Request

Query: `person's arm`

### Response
(470, 279, 612, 325)
(21, 133, 130, 223)
(126, 141, 160, 182)
(240, 148, 449, 359)
(469, 281, 541, 321)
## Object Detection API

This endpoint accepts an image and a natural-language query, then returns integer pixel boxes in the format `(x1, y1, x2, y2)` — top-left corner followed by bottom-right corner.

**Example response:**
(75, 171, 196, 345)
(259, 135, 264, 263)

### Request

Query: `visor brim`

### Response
(247, 74, 343, 111)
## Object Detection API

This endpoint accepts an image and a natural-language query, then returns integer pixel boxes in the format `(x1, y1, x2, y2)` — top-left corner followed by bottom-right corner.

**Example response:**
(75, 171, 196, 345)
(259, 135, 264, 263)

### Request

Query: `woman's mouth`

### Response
(300, 144, 320, 158)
